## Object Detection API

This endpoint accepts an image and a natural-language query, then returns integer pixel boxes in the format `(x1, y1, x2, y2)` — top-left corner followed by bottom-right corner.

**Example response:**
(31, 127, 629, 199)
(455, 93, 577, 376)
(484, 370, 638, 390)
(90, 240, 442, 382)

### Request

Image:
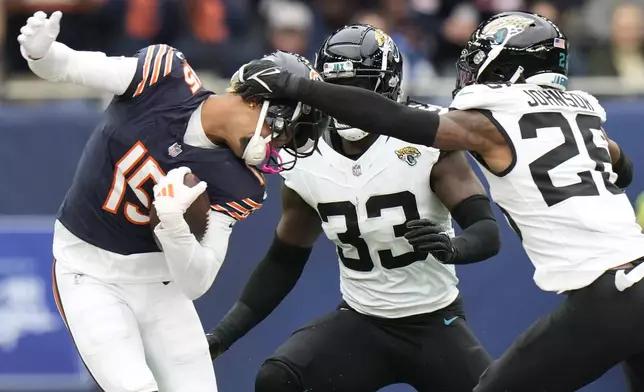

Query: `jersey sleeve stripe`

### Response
(212, 200, 262, 220)
(212, 204, 247, 220)
(149, 44, 168, 87)
(226, 201, 249, 214)
(133, 46, 156, 97)
(164, 48, 176, 76)
(242, 198, 262, 209)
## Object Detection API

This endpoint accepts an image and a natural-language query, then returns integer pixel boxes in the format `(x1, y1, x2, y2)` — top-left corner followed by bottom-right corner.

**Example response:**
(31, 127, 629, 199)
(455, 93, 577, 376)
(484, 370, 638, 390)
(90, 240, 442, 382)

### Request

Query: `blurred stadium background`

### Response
(0, 0, 643, 391)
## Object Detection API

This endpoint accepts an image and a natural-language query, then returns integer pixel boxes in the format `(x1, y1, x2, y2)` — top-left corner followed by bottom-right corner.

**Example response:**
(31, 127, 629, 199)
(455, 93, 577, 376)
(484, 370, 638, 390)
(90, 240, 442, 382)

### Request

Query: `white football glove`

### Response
(17, 11, 62, 60)
(153, 167, 208, 222)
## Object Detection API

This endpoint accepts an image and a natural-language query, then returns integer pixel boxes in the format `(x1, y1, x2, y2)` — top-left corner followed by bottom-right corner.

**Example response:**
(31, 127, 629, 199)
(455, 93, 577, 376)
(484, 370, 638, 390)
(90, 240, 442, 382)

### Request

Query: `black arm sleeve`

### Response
(287, 77, 439, 146)
(208, 235, 312, 350)
(449, 195, 501, 265)
(613, 146, 633, 189)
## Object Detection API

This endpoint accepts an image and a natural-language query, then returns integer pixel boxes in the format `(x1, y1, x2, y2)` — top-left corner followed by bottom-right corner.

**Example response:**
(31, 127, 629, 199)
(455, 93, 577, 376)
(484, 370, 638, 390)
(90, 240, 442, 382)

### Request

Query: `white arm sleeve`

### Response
(153, 211, 233, 300)
(22, 42, 137, 96)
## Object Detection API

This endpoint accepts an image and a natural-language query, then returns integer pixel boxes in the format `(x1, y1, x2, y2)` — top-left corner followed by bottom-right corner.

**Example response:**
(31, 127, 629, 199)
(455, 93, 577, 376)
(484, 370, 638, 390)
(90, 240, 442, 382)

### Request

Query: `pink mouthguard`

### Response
(260, 146, 284, 174)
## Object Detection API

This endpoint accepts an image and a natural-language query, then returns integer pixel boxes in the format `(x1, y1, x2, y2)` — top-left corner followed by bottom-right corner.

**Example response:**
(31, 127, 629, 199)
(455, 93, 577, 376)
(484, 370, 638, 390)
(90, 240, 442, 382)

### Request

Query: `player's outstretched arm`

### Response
(406, 151, 500, 264)
(18, 11, 137, 95)
(235, 60, 500, 153)
(602, 128, 633, 189)
(206, 184, 322, 359)
(153, 168, 231, 300)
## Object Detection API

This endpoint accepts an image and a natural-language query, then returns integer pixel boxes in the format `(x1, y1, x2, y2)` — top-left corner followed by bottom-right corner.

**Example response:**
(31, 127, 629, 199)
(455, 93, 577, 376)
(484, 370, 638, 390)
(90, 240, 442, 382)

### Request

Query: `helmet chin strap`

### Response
(509, 66, 524, 83)
(242, 100, 272, 166)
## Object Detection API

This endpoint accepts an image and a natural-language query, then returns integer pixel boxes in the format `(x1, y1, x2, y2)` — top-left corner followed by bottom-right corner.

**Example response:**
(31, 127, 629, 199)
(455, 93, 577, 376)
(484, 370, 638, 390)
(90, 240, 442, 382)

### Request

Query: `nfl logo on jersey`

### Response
(352, 164, 362, 177)
(167, 142, 182, 157)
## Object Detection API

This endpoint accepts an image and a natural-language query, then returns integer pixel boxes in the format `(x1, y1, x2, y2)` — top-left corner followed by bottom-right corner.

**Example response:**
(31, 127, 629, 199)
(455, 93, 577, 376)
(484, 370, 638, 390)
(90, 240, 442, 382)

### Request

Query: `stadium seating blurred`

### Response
(1, 1, 643, 391)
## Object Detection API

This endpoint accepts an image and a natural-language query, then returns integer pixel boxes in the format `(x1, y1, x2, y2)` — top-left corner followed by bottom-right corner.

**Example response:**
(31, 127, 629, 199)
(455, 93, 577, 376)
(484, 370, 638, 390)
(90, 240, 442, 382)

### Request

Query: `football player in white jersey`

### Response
(206, 25, 500, 392)
(234, 11, 644, 392)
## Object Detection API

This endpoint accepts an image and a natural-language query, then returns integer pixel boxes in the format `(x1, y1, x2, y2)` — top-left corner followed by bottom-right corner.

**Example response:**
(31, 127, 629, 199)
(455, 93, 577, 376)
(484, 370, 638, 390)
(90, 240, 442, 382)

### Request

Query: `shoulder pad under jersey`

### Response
(450, 83, 526, 112)
(566, 90, 607, 123)
(122, 44, 203, 100)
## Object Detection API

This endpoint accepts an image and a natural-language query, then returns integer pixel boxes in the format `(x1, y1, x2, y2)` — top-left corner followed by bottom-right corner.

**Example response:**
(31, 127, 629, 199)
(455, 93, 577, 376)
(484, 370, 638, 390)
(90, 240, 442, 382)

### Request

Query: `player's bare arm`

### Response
(206, 184, 322, 359)
(405, 151, 500, 264)
(601, 128, 633, 188)
(276, 184, 324, 247)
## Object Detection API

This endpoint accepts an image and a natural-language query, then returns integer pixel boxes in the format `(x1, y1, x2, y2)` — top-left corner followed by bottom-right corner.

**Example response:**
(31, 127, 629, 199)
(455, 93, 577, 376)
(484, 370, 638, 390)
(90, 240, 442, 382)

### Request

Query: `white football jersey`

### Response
(281, 132, 459, 318)
(451, 83, 644, 292)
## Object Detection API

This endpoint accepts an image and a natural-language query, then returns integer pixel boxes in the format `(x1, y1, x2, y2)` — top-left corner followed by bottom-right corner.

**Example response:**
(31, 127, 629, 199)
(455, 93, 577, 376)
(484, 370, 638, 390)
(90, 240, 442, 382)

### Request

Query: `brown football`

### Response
(149, 173, 210, 243)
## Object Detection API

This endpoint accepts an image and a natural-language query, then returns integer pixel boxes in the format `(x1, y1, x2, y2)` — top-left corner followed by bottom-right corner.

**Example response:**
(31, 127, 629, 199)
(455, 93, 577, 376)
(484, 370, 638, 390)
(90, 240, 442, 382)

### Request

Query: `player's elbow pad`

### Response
(613, 148, 633, 189)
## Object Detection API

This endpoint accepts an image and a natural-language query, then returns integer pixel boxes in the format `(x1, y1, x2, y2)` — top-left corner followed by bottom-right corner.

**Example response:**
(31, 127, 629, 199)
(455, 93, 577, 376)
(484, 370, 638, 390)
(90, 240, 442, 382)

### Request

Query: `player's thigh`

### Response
(410, 318, 492, 392)
(139, 282, 216, 392)
(260, 308, 397, 392)
(53, 261, 157, 392)
(475, 274, 644, 392)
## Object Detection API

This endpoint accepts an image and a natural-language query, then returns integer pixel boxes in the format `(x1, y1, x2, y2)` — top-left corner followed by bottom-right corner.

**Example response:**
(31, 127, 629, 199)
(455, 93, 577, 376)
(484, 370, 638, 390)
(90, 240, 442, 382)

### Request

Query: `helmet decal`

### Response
(374, 29, 401, 63)
(481, 15, 534, 41)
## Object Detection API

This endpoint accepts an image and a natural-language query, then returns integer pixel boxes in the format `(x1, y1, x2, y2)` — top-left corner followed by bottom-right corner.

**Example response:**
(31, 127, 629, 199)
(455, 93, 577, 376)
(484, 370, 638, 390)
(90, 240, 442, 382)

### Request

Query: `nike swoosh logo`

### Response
(261, 68, 281, 76)
(443, 316, 458, 326)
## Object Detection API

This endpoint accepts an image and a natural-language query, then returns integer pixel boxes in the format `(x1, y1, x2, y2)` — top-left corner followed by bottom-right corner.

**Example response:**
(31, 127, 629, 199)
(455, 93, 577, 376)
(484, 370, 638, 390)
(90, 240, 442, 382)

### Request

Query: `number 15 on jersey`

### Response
(102, 142, 165, 224)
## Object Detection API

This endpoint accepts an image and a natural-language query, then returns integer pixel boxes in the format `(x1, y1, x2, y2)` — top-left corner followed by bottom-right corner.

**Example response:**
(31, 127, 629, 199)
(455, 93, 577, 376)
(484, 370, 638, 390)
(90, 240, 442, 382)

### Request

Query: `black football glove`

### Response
(234, 59, 297, 101)
(206, 331, 227, 360)
(404, 219, 458, 263)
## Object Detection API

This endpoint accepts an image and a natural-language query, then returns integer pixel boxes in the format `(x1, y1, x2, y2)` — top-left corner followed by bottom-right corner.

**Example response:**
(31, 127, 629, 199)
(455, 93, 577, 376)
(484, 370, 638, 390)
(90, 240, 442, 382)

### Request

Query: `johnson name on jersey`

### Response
(451, 83, 644, 292)
(281, 126, 458, 319)
(55, 45, 265, 282)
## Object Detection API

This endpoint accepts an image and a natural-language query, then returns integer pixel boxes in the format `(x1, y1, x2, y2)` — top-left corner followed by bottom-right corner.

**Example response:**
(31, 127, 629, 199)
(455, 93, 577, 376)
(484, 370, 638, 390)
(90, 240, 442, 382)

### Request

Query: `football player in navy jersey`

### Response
(18, 10, 327, 392)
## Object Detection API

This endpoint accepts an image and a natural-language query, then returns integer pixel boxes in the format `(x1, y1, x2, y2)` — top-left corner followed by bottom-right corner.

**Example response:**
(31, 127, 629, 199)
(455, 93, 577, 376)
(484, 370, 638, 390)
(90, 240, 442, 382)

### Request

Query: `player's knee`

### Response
(255, 360, 302, 392)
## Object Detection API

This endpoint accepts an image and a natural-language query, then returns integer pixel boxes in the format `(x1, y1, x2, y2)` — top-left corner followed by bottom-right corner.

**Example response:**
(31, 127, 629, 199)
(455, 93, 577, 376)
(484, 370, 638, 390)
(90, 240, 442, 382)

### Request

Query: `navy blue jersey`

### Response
(58, 45, 265, 255)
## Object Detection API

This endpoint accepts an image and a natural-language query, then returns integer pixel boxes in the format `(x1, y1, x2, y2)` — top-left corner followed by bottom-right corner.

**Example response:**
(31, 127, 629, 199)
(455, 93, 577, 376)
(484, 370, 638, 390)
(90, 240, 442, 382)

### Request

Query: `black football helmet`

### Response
(315, 24, 403, 141)
(241, 51, 329, 172)
(454, 11, 569, 97)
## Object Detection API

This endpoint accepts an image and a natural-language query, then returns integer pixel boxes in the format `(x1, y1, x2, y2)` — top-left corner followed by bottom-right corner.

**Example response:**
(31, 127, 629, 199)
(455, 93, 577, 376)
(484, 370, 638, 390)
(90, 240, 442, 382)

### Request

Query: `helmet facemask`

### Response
(259, 100, 328, 173)
(242, 51, 330, 173)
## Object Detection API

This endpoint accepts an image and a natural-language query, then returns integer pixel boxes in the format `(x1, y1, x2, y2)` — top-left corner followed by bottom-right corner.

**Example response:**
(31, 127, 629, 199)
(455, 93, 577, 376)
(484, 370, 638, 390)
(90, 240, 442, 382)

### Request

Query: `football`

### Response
(149, 173, 210, 243)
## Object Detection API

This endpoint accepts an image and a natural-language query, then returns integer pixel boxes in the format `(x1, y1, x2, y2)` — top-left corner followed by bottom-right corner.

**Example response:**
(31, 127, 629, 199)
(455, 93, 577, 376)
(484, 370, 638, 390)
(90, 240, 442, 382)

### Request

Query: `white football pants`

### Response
(52, 260, 218, 392)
